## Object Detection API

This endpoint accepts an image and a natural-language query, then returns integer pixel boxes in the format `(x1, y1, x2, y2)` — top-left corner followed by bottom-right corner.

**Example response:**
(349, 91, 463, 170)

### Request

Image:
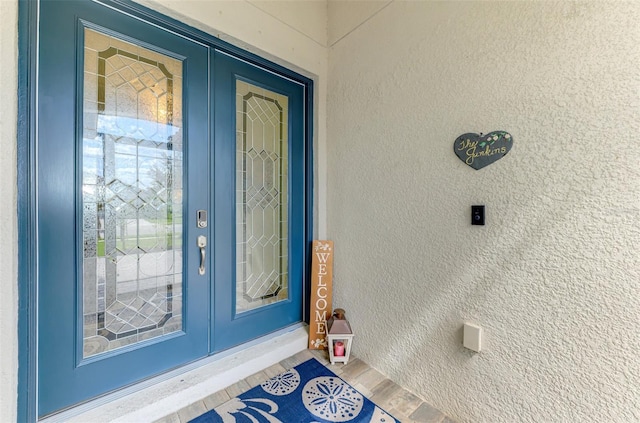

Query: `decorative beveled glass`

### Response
(236, 80, 289, 313)
(82, 28, 183, 358)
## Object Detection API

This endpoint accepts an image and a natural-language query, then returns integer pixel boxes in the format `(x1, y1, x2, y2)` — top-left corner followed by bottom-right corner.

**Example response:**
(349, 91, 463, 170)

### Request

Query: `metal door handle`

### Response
(197, 235, 207, 275)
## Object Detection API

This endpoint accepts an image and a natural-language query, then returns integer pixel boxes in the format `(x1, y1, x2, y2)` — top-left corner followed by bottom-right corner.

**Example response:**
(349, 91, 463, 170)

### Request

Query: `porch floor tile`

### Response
(166, 349, 454, 423)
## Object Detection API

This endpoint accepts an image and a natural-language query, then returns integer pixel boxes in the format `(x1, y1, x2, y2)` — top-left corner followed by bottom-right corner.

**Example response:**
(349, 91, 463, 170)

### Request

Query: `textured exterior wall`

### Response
(246, 0, 328, 48)
(327, 2, 640, 422)
(327, 0, 390, 46)
(0, 0, 18, 421)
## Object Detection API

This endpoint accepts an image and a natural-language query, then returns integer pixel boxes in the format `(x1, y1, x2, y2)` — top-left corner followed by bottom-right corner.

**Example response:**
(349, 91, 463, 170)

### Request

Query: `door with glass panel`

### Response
(37, 0, 307, 417)
(37, 1, 209, 416)
(212, 51, 304, 351)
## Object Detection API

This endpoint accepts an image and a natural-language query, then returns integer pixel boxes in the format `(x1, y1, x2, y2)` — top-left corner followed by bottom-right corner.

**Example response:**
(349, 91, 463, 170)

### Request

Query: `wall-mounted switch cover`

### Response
(471, 205, 485, 225)
(463, 323, 482, 352)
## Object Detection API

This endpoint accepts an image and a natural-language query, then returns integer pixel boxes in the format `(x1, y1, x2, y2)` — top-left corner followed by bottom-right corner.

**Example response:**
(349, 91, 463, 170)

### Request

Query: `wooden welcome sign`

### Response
(308, 240, 334, 350)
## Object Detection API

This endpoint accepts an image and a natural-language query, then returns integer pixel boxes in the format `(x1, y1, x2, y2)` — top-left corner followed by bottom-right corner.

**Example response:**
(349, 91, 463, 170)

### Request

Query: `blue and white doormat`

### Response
(190, 358, 399, 422)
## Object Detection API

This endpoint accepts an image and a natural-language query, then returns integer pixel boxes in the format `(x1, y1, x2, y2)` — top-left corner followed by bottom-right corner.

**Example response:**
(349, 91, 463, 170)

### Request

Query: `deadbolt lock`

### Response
(197, 210, 208, 228)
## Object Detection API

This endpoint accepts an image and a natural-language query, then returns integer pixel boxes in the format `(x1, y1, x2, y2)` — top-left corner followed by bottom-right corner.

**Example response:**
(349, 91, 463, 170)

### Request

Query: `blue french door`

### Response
(36, 0, 306, 417)
(211, 52, 305, 352)
(37, 0, 210, 417)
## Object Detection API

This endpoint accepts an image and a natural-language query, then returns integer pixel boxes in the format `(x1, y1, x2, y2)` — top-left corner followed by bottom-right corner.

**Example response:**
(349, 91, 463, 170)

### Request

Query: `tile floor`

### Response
(156, 349, 455, 423)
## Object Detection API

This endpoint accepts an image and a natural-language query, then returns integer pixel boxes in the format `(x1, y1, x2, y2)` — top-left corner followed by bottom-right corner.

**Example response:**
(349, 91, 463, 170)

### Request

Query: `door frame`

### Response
(17, 0, 314, 420)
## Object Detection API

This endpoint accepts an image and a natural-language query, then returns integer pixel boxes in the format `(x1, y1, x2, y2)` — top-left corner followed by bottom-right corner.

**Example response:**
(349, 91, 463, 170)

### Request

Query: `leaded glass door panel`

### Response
(212, 51, 305, 352)
(236, 80, 289, 314)
(82, 27, 186, 359)
(37, 1, 208, 416)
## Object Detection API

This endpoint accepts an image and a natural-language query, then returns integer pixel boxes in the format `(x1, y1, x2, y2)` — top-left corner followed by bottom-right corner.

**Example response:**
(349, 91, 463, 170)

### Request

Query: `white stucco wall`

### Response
(1, 1, 326, 421)
(328, 2, 640, 422)
(327, 0, 390, 46)
(246, 0, 328, 48)
(0, 0, 19, 421)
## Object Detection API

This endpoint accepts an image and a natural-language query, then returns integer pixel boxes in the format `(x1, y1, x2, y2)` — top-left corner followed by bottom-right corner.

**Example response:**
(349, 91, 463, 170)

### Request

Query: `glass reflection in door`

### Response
(236, 80, 289, 314)
(82, 28, 184, 357)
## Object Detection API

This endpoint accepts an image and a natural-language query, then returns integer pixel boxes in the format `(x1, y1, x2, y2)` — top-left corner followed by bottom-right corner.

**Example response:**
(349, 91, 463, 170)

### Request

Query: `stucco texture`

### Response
(327, 2, 640, 422)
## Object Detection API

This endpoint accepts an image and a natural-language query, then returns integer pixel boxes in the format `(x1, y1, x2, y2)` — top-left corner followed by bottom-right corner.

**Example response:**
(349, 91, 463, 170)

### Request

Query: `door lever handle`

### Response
(197, 235, 207, 275)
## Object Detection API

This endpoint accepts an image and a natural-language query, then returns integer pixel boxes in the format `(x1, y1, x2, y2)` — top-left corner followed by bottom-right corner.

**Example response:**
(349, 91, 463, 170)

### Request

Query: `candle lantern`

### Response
(325, 308, 354, 365)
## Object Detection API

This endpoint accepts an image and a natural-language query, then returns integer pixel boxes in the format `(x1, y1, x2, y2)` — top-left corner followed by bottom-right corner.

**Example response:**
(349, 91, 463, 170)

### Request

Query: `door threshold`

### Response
(41, 324, 308, 423)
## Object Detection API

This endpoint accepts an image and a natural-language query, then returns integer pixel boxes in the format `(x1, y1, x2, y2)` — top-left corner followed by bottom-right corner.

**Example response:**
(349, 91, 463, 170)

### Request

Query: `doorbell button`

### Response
(471, 205, 485, 226)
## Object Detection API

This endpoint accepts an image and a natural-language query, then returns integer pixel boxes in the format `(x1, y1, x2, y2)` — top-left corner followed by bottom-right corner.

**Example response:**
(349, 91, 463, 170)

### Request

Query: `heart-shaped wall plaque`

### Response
(454, 131, 513, 170)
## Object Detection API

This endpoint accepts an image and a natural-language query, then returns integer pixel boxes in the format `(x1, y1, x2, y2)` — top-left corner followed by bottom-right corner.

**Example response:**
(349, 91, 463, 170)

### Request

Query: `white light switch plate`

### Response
(463, 323, 482, 352)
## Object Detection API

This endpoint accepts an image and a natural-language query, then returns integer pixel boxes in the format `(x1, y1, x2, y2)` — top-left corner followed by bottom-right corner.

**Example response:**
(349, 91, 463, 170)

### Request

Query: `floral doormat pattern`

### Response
(189, 358, 399, 422)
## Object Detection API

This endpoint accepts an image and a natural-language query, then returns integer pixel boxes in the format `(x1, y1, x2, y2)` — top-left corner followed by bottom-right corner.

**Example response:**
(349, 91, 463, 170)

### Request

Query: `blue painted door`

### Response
(37, 1, 306, 417)
(211, 51, 305, 352)
(37, 0, 209, 417)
